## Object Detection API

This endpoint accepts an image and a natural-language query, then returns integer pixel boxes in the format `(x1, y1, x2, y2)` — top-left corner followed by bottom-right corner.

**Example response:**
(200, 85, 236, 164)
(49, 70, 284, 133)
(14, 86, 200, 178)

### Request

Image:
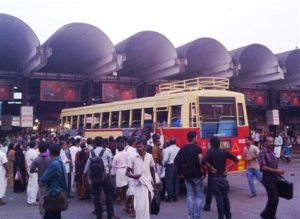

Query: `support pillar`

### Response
(22, 78, 29, 106)
(87, 80, 93, 105)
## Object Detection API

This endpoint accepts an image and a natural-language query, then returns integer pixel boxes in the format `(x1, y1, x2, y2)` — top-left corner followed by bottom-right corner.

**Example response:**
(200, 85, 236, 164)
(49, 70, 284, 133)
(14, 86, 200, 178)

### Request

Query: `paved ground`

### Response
(0, 161, 299, 219)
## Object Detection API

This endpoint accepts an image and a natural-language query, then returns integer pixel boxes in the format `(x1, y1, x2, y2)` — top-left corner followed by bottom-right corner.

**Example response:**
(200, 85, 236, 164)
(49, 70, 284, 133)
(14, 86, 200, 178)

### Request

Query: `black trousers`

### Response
(204, 174, 213, 208)
(44, 211, 61, 219)
(92, 177, 114, 219)
(165, 164, 178, 200)
(260, 175, 279, 219)
(212, 176, 231, 219)
(67, 172, 72, 196)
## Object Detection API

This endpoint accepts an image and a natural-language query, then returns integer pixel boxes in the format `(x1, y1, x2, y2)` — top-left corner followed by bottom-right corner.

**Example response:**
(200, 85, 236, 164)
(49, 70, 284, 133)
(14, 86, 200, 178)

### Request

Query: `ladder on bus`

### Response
(190, 102, 200, 127)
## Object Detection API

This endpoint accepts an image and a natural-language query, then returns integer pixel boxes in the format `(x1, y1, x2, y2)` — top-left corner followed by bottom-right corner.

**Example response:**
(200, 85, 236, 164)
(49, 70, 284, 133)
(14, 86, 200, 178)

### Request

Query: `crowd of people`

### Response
(0, 128, 293, 219)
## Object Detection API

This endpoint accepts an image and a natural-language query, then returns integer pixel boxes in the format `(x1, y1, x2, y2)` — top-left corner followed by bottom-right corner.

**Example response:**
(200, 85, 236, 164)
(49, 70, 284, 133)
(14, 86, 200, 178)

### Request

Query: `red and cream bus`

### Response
(60, 77, 249, 171)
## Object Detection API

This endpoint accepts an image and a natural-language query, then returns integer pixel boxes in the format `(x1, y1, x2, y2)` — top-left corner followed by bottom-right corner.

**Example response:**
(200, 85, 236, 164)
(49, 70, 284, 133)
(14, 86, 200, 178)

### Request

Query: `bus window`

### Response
(238, 103, 245, 125)
(132, 109, 142, 128)
(79, 115, 84, 131)
(156, 107, 168, 127)
(72, 116, 77, 129)
(111, 111, 119, 128)
(121, 110, 130, 128)
(93, 113, 101, 128)
(85, 114, 92, 129)
(171, 105, 181, 127)
(199, 97, 237, 138)
(144, 108, 153, 128)
(102, 112, 109, 128)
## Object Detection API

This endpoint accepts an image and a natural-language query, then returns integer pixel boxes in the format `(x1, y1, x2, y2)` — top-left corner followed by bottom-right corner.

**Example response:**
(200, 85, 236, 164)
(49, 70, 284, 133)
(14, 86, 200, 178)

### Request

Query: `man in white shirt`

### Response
(25, 141, 39, 205)
(69, 138, 81, 192)
(124, 136, 138, 216)
(274, 133, 283, 158)
(252, 130, 260, 147)
(84, 137, 118, 219)
(60, 140, 72, 197)
(0, 149, 8, 205)
(126, 140, 156, 219)
(162, 138, 180, 202)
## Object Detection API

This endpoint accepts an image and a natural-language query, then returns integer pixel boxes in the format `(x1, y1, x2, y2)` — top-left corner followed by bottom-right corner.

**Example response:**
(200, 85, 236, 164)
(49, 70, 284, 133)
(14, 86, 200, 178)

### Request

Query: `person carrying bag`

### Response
(40, 144, 68, 219)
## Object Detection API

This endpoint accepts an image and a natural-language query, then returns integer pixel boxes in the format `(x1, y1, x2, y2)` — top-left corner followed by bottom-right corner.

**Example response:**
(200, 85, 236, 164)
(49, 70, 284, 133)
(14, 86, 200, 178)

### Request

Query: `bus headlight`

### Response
(237, 155, 242, 160)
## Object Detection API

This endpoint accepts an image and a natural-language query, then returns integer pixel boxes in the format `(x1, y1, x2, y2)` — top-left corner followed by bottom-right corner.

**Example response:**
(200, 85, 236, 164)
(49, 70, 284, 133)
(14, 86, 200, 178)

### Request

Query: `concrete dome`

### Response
(115, 31, 183, 82)
(41, 23, 119, 78)
(176, 38, 233, 78)
(0, 14, 40, 73)
(230, 44, 283, 85)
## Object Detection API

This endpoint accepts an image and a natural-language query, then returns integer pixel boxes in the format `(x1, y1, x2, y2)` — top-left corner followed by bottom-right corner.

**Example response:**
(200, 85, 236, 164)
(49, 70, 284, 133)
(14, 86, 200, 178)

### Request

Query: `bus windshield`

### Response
(199, 97, 237, 138)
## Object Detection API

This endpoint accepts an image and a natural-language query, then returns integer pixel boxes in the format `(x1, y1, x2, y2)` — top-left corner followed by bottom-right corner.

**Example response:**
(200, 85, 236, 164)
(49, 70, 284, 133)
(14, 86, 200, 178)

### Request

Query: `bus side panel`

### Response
(158, 128, 199, 148)
(84, 128, 123, 139)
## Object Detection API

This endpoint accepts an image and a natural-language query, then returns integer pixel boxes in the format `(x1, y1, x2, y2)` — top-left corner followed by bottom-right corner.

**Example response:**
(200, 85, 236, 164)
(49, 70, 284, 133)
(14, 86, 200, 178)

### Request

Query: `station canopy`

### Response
(40, 23, 121, 80)
(174, 38, 233, 79)
(230, 44, 283, 86)
(271, 49, 300, 87)
(0, 14, 41, 76)
(115, 31, 184, 82)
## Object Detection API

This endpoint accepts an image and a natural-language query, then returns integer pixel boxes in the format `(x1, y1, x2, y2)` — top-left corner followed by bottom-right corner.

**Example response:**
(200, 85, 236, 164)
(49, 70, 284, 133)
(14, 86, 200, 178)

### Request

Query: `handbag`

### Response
(277, 177, 293, 200)
(150, 190, 160, 215)
(14, 169, 24, 184)
(43, 160, 68, 211)
(43, 190, 68, 211)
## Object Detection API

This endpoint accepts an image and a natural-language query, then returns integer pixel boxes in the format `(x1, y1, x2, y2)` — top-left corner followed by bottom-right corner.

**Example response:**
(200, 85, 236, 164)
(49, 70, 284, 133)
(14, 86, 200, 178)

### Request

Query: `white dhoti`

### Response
(274, 146, 282, 158)
(116, 168, 128, 188)
(27, 173, 39, 204)
(127, 179, 135, 196)
(0, 170, 7, 199)
(134, 175, 154, 219)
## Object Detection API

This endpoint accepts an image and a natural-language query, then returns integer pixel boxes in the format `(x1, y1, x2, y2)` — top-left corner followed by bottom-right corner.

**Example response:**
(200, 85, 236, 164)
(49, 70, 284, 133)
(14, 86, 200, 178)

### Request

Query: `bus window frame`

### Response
(132, 109, 142, 128)
(237, 102, 246, 126)
(121, 110, 130, 128)
(170, 105, 182, 127)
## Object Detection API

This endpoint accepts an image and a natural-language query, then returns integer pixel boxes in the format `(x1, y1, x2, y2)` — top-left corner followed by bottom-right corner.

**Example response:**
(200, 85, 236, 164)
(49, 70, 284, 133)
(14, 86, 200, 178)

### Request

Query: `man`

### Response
(0, 148, 8, 206)
(30, 141, 51, 216)
(25, 141, 39, 205)
(202, 136, 238, 219)
(258, 136, 285, 219)
(60, 140, 73, 198)
(84, 136, 118, 219)
(111, 138, 128, 204)
(126, 140, 156, 219)
(40, 143, 67, 219)
(244, 136, 262, 197)
(175, 131, 204, 219)
(125, 136, 138, 216)
(252, 130, 260, 147)
(70, 138, 80, 193)
(162, 138, 179, 202)
(274, 133, 283, 159)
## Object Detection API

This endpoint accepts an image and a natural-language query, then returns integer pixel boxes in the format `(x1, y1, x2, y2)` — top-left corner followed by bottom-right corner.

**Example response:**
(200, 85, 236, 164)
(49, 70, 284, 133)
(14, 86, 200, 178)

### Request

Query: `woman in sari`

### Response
(6, 143, 15, 187)
(75, 143, 89, 200)
(13, 143, 27, 193)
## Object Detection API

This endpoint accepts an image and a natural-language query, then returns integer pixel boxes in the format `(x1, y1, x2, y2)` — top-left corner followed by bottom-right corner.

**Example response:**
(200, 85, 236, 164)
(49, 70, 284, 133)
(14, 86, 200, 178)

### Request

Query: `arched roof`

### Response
(276, 49, 300, 76)
(230, 44, 279, 76)
(0, 14, 40, 72)
(41, 23, 116, 76)
(115, 31, 182, 81)
(230, 44, 283, 85)
(176, 38, 233, 78)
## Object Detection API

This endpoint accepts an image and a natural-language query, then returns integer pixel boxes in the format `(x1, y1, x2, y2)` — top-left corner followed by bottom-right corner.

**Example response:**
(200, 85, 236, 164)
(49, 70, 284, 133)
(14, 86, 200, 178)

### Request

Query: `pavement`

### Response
(0, 160, 299, 219)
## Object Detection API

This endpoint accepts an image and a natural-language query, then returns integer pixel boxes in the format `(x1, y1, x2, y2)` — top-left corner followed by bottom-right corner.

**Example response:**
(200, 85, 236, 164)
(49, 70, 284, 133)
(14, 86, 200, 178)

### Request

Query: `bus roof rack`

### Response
(157, 77, 230, 94)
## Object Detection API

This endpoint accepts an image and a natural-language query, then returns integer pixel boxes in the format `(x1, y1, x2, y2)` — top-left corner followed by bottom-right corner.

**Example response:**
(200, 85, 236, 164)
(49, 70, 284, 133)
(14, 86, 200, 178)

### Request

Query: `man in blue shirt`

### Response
(40, 144, 67, 219)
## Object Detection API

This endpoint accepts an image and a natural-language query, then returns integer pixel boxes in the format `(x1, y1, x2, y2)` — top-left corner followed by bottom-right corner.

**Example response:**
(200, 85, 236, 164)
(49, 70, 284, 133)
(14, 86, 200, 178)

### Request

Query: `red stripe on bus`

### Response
(85, 129, 123, 132)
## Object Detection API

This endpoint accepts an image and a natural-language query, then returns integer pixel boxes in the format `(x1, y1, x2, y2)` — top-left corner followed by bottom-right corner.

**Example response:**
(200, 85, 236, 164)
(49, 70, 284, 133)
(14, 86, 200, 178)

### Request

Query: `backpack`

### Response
(89, 149, 106, 183)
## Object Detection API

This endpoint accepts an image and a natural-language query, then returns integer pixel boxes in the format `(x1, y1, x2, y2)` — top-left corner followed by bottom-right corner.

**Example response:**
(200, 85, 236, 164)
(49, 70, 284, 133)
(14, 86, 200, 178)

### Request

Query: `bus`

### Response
(60, 77, 249, 171)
